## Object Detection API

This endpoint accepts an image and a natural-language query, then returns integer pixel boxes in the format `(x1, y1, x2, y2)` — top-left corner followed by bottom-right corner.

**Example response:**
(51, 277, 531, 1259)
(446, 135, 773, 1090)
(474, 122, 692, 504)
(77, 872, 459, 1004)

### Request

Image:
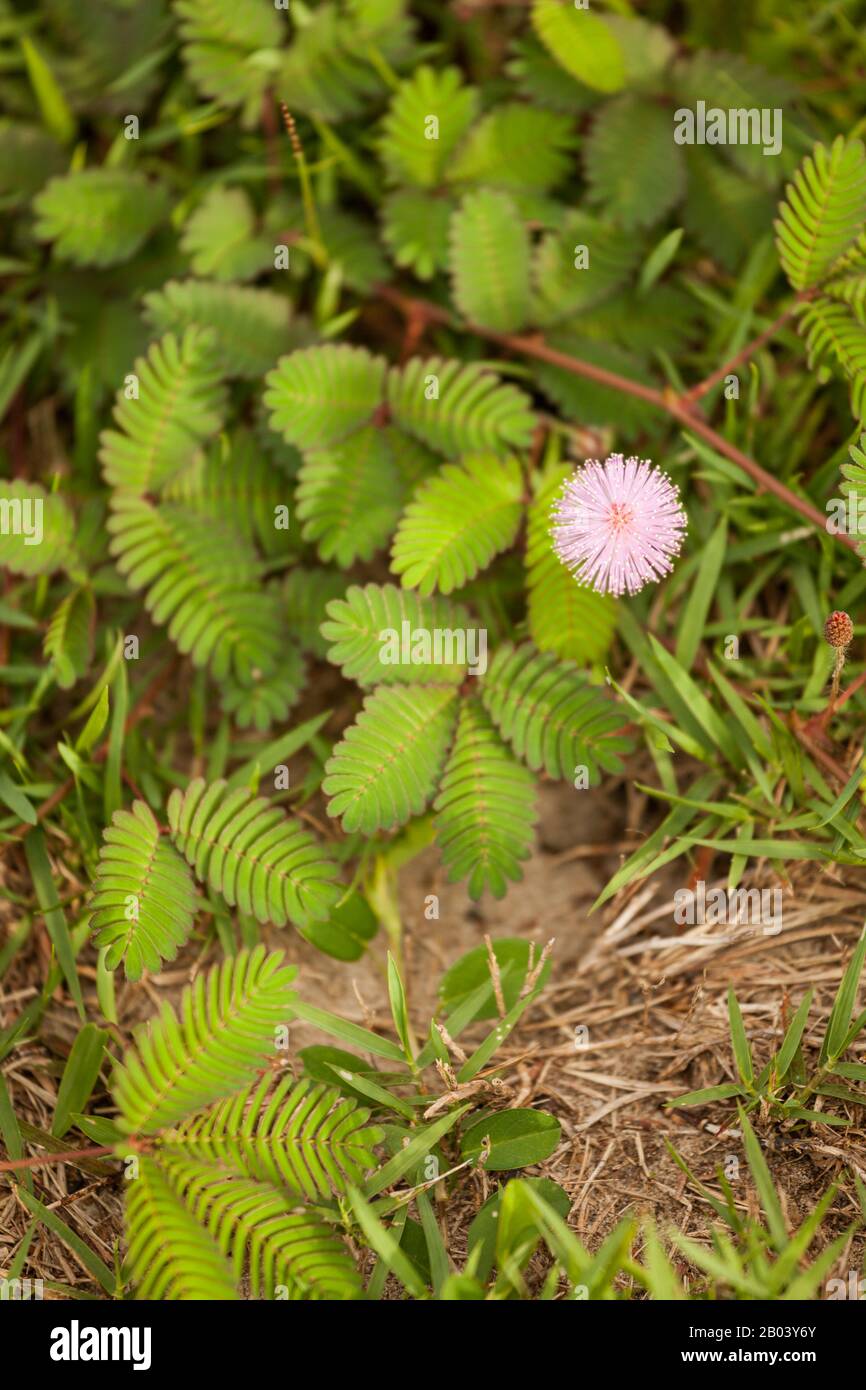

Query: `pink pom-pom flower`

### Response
(550, 453, 687, 598)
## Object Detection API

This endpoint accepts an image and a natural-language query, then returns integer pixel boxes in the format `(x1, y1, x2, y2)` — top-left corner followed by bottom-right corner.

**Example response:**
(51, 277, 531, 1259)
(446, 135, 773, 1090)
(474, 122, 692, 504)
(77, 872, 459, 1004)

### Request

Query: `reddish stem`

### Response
(833, 667, 866, 713)
(376, 285, 853, 553)
(0, 1144, 114, 1173)
(682, 299, 808, 404)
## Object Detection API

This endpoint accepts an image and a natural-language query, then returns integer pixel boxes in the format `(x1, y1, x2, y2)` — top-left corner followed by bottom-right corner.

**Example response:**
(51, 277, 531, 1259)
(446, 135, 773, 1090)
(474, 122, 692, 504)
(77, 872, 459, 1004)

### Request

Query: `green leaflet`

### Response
(533, 211, 641, 324)
(448, 103, 576, 194)
(433, 700, 537, 900)
(107, 496, 283, 684)
(180, 186, 273, 282)
(321, 582, 472, 685)
(99, 327, 226, 494)
(34, 169, 168, 267)
(113, 944, 298, 1133)
(285, 566, 352, 658)
(675, 50, 795, 188)
(159, 1075, 384, 1199)
(683, 148, 774, 271)
(531, 0, 625, 94)
(797, 298, 866, 423)
(390, 452, 524, 594)
(176, 0, 282, 51)
(585, 96, 686, 230)
(155, 1159, 363, 1299)
(124, 1156, 240, 1301)
(43, 586, 94, 690)
(482, 641, 631, 782)
(219, 652, 306, 732)
(525, 464, 618, 664)
(449, 189, 531, 332)
(296, 426, 408, 565)
(143, 280, 302, 379)
(387, 356, 536, 458)
(162, 428, 295, 557)
(176, 0, 282, 123)
(379, 65, 479, 187)
(88, 800, 197, 981)
(278, 6, 396, 124)
(323, 684, 459, 833)
(776, 137, 866, 291)
(506, 36, 596, 115)
(167, 778, 342, 927)
(382, 189, 453, 280)
(264, 344, 387, 451)
(0, 481, 75, 577)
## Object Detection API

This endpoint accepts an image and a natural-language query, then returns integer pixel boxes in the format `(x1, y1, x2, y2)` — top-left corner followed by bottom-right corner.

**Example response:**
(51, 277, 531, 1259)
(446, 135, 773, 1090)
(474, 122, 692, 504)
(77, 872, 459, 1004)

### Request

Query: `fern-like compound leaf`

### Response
(448, 103, 576, 194)
(775, 137, 866, 291)
(143, 279, 300, 379)
(264, 344, 387, 451)
(604, 13, 676, 86)
(531, 0, 625, 94)
(797, 298, 866, 422)
(285, 567, 350, 658)
(379, 65, 479, 187)
(162, 429, 294, 557)
(162, 1075, 384, 1199)
(180, 186, 273, 282)
(0, 481, 75, 577)
(481, 641, 631, 782)
(88, 800, 198, 981)
(433, 700, 537, 900)
(841, 431, 866, 561)
(108, 496, 283, 684)
(219, 651, 305, 732)
(525, 465, 618, 664)
(533, 212, 641, 324)
(167, 779, 341, 928)
(43, 586, 94, 689)
(156, 1158, 363, 1299)
(175, 0, 281, 51)
(382, 189, 453, 280)
(323, 685, 459, 833)
(321, 582, 472, 686)
(175, 0, 281, 123)
(825, 266, 866, 318)
(99, 327, 226, 495)
(113, 945, 298, 1133)
(124, 1156, 239, 1300)
(683, 148, 774, 272)
(449, 189, 531, 332)
(296, 426, 407, 565)
(33, 169, 168, 267)
(507, 36, 596, 113)
(278, 7, 387, 124)
(387, 356, 536, 458)
(674, 50, 794, 189)
(585, 96, 685, 230)
(390, 453, 524, 594)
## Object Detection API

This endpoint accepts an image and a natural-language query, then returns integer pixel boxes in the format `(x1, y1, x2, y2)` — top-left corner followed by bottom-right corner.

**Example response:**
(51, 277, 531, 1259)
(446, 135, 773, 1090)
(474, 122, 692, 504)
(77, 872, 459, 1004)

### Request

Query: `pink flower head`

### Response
(550, 453, 687, 598)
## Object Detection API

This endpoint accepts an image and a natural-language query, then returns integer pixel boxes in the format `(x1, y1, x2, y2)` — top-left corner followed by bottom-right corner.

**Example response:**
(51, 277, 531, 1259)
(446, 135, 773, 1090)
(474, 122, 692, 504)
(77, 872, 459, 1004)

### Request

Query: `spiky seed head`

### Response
(824, 611, 854, 649)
